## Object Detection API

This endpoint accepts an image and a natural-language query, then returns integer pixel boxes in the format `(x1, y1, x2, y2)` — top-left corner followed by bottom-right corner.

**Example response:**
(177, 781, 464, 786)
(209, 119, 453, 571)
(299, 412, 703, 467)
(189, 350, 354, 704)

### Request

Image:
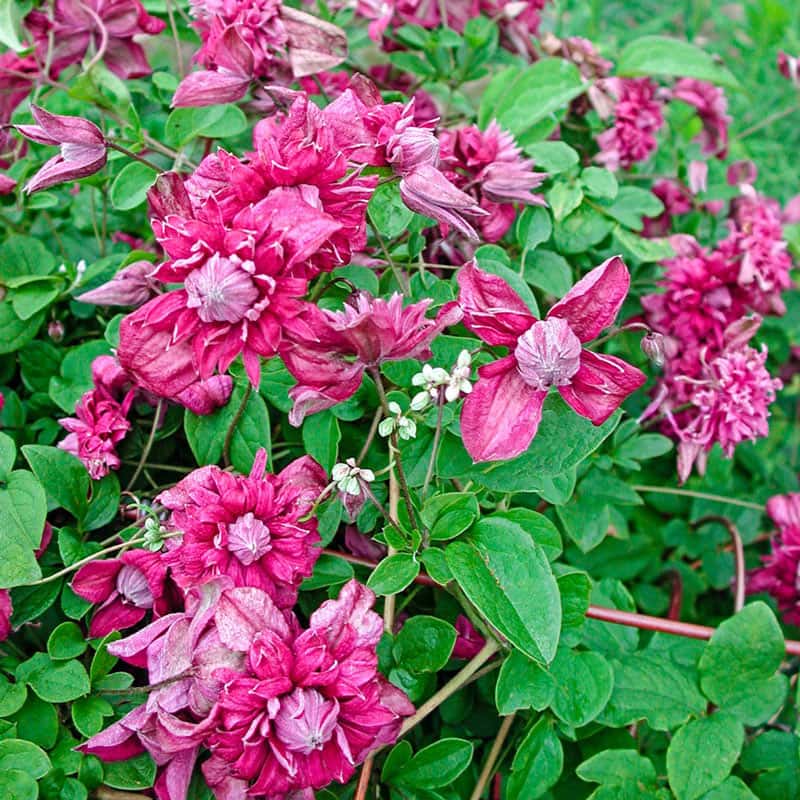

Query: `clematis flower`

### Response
(452, 615, 485, 659)
(439, 120, 546, 243)
(17, 106, 107, 193)
(25, 0, 165, 79)
(457, 257, 646, 462)
(76, 260, 159, 307)
(596, 78, 664, 171)
(671, 78, 730, 158)
(778, 51, 800, 86)
(282, 292, 462, 426)
(642, 179, 692, 238)
(203, 580, 414, 799)
(161, 449, 327, 608)
(748, 494, 800, 624)
(59, 387, 134, 480)
(72, 549, 174, 638)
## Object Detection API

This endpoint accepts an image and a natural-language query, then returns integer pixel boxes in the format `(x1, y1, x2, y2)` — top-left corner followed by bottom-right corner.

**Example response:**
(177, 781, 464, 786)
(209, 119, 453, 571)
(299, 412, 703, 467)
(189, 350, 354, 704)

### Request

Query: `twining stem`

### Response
(98, 668, 195, 696)
(127, 400, 165, 491)
(354, 755, 375, 800)
(632, 485, 764, 511)
(400, 641, 501, 736)
(737, 103, 800, 140)
(383, 468, 401, 634)
(223, 384, 253, 467)
(695, 515, 746, 613)
(422, 402, 445, 497)
(369, 213, 410, 294)
(105, 140, 163, 173)
(469, 713, 516, 800)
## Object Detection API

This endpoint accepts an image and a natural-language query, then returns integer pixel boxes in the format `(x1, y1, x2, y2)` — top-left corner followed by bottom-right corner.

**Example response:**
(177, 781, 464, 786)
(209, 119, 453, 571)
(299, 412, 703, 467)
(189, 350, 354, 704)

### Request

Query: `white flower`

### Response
(410, 363, 449, 410)
(445, 349, 473, 402)
(379, 401, 417, 440)
(332, 458, 375, 496)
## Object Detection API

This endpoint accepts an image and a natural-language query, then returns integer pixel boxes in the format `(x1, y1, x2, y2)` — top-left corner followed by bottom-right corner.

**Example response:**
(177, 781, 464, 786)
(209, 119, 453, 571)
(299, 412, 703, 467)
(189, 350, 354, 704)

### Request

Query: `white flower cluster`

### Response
(143, 516, 169, 551)
(379, 401, 417, 440)
(410, 349, 473, 411)
(331, 458, 375, 496)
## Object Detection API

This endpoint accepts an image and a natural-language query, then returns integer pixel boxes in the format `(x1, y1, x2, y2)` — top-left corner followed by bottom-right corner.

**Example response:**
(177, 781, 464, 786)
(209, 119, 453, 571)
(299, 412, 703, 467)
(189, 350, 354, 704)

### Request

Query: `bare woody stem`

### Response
(95, 789, 147, 800)
(469, 713, 516, 800)
(695, 516, 746, 613)
(97, 668, 196, 696)
(383, 467, 401, 634)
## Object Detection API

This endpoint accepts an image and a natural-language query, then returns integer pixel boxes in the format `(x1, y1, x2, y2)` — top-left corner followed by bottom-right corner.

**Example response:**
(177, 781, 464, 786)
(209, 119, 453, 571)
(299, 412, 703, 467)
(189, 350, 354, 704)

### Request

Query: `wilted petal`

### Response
(76, 260, 157, 307)
(281, 6, 348, 78)
(456, 260, 536, 346)
(547, 256, 631, 343)
(460, 355, 546, 462)
(558, 349, 646, 425)
(172, 71, 252, 108)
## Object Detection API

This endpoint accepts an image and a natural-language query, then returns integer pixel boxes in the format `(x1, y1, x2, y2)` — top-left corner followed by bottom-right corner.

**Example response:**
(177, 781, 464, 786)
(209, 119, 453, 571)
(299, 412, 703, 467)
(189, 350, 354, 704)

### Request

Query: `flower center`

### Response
(514, 317, 582, 391)
(273, 688, 339, 755)
(227, 512, 272, 565)
(115, 565, 154, 609)
(184, 253, 259, 324)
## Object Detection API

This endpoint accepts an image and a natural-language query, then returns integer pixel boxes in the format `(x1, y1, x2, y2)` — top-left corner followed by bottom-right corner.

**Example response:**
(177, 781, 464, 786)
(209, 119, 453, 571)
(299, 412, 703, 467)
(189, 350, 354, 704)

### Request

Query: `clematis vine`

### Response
(457, 257, 646, 462)
(282, 291, 462, 426)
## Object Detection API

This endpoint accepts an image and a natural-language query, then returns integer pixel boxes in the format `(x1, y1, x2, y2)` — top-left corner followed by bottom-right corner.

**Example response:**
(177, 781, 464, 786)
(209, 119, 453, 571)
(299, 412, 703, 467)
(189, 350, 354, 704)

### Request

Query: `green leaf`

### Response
(525, 141, 579, 173)
(0, 470, 48, 588)
(548, 182, 584, 222)
(381, 741, 413, 782)
(394, 738, 474, 789)
(0, 770, 37, 800)
(420, 492, 479, 541)
(617, 35, 740, 89)
(581, 167, 619, 200)
(12, 694, 58, 749)
(0, 0, 32, 51)
(0, 236, 56, 282)
(698, 602, 785, 724)
(49, 340, 111, 413)
(185, 381, 271, 471)
(577, 749, 658, 788)
(25, 656, 90, 703)
(164, 105, 227, 146)
(22, 445, 89, 520)
(368, 181, 414, 240)
(523, 249, 573, 297)
(300, 553, 354, 591)
(667, 714, 744, 800)
(493, 508, 562, 561)
(71, 696, 113, 738)
(558, 571, 590, 639)
(474, 245, 539, 316)
(48, 622, 89, 661)
(0, 301, 45, 354)
(506, 717, 563, 800)
(0, 738, 51, 778)
(554, 206, 613, 253)
(393, 616, 457, 673)
(699, 777, 758, 800)
(550, 647, 614, 727)
(479, 59, 585, 139)
(0, 432, 15, 477)
(0, 677, 27, 718)
(516, 206, 553, 253)
(599, 652, 706, 731)
(446, 516, 561, 664)
(110, 161, 157, 210)
(598, 187, 662, 231)
(439, 394, 620, 493)
(103, 753, 157, 790)
(302, 410, 340, 474)
(419, 548, 452, 584)
(741, 730, 800, 799)
(11, 279, 60, 321)
(495, 651, 555, 714)
(367, 554, 420, 596)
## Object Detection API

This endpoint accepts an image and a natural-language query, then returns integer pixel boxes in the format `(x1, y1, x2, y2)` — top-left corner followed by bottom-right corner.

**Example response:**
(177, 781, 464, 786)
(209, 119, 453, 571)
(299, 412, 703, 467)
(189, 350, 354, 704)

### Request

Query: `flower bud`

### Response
(48, 319, 65, 342)
(641, 332, 666, 366)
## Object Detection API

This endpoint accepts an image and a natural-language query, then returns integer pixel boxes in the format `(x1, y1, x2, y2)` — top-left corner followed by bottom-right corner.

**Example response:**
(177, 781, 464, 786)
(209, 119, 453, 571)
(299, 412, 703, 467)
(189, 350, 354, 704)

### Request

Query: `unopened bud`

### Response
(48, 319, 65, 342)
(641, 332, 666, 367)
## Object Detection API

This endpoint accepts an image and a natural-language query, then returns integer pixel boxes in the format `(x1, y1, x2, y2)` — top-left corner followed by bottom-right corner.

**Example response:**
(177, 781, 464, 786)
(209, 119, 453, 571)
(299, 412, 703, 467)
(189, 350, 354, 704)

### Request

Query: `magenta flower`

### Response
(203, 580, 414, 798)
(76, 260, 158, 307)
(672, 78, 731, 158)
(117, 303, 235, 414)
(71, 549, 174, 638)
(457, 257, 646, 462)
(642, 179, 692, 238)
(596, 78, 664, 171)
(748, 494, 800, 624)
(282, 292, 462, 426)
(0, 591, 11, 643)
(58, 387, 134, 480)
(0, 52, 38, 129)
(161, 449, 327, 608)
(452, 615, 485, 659)
(440, 120, 546, 243)
(25, 0, 165, 79)
(17, 106, 107, 193)
(778, 51, 800, 86)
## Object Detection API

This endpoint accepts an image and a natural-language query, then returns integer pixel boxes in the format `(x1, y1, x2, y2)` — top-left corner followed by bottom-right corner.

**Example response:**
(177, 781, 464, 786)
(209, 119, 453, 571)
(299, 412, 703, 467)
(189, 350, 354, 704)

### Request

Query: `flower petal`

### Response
(457, 261, 537, 346)
(558, 349, 646, 425)
(460, 355, 546, 462)
(547, 256, 630, 343)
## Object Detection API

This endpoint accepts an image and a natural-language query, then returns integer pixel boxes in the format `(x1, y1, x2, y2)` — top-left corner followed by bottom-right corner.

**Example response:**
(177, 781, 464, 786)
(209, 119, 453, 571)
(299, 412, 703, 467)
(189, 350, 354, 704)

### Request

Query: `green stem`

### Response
(422, 402, 445, 497)
(105, 141, 163, 172)
(737, 103, 800, 140)
(223, 385, 252, 467)
(399, 641, 500, 736)
(126, 400, 165, 491)
(632, 485, 764, 511)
